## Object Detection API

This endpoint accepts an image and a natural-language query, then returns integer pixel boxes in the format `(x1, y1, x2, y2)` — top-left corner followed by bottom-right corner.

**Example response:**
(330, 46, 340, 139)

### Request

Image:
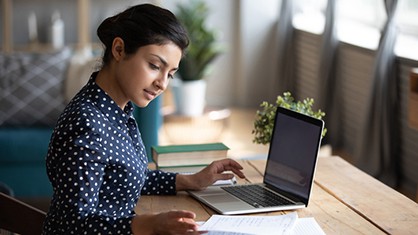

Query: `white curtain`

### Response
(276, 0, 295, 93)
(318, 0, 340, 147)
(354, 0, 400, 187)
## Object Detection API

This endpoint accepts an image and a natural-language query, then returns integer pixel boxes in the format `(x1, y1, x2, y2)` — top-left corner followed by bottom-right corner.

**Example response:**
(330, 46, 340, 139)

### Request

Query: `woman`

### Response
(42, 4, 245, 235)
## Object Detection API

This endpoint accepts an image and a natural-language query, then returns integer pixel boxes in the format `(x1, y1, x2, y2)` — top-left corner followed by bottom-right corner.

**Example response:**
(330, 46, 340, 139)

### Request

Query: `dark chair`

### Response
(0, 192, 46, 235)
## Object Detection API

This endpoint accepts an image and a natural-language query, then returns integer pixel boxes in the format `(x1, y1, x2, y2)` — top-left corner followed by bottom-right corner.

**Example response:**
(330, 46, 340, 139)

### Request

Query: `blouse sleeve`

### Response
(45, 126, 134, 234)
(140, 169, 177, 195)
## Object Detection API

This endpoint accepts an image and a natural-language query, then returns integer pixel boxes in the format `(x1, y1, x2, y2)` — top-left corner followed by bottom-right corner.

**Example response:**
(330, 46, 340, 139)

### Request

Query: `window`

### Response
(287, 0, 418, 60)
(292, 0, 327, 34)
(336, 0, 386, 49)
(395, 0, 418, 60)
(397, 0, 418, 36)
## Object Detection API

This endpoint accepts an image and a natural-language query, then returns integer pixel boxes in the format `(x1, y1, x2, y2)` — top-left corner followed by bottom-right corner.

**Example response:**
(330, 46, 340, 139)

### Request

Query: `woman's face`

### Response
(114, 41, 182, 108)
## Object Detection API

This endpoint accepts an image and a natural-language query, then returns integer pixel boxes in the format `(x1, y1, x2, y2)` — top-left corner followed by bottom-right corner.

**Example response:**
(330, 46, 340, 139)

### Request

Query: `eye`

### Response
(168, 74, 174, 79)
(149, 63, 160, 70)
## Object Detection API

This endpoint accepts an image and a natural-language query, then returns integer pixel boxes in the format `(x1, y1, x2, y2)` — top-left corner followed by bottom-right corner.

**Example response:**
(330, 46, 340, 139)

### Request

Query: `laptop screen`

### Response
(264, 107, 324, 204)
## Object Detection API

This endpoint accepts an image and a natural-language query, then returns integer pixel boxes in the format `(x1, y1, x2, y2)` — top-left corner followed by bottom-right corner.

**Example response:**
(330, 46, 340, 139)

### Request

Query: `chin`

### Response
(133, 99, 151, 108)
(135, 103, 149, 108)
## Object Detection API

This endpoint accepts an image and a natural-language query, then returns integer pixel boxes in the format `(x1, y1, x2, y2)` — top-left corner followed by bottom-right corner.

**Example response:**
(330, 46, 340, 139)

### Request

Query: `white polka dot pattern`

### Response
(42, 72, 177, 234)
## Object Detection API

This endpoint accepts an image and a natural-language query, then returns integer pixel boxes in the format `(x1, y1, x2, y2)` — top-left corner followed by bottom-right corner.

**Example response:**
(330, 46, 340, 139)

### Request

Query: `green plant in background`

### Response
(176, 0, 223, 81)
(252, 92, 327, 145)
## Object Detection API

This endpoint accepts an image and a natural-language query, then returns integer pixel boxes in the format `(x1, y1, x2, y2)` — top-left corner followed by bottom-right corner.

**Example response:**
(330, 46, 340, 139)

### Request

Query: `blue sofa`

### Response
(0, 48, 161, 198)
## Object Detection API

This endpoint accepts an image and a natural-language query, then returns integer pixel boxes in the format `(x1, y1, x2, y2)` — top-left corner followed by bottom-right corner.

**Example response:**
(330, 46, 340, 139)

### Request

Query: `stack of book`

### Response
(151, 142, 230, 173)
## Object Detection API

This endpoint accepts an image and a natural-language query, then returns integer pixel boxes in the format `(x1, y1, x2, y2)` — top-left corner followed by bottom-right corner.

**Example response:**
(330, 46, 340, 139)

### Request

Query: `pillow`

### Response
(0, 48, 72, 127)
(65, 47, 100, 103)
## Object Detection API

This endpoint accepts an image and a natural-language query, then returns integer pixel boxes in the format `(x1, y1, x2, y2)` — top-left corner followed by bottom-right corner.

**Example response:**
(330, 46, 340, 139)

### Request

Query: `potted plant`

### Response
(171, 0, 223, 116)
(252, 92, 327, 145)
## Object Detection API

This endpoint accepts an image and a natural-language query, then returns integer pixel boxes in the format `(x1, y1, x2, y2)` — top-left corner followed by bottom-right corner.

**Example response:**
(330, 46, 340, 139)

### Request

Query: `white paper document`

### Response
(198, 212, 326, 235)
(199, 212, 298, 235)
(290, 217, 326, 235)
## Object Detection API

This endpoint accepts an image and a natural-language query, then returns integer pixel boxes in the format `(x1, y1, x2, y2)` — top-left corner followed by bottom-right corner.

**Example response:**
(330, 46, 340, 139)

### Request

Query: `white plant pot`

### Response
(171, 78, 207, 116)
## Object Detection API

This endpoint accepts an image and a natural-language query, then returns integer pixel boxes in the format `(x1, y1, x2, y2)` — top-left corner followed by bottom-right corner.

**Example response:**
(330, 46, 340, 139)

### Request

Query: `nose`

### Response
(154, 74, 169, 91)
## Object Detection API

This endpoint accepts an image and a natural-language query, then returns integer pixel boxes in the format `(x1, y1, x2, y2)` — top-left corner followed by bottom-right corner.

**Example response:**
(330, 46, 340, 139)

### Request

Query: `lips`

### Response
(144, 89, 157, 100)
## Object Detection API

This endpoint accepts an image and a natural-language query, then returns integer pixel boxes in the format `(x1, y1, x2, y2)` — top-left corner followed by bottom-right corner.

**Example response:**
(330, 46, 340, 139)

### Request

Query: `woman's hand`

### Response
(132, 210, 205, 235)
(176, 158, 246, 191)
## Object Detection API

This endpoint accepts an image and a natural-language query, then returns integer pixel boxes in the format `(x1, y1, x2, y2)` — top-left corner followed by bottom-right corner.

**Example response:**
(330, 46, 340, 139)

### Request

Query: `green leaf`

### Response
(252, 91, 327, 145)
(176, 0, 223, 81)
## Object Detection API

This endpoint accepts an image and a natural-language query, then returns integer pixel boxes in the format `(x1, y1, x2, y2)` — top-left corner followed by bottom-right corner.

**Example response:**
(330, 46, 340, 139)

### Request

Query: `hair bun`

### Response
(97, 15, 119, 46)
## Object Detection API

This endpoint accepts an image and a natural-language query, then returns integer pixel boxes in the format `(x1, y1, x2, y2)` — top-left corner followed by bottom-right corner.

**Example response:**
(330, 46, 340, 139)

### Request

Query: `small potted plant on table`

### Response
(252, 92, 327, 145)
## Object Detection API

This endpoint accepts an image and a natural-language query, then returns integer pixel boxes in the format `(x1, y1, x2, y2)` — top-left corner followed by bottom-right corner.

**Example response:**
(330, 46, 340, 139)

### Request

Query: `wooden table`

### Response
(136, 156, 418, 234)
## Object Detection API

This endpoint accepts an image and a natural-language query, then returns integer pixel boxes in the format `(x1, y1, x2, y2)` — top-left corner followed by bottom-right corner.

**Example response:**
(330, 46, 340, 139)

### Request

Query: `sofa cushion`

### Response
(65, 49, 99, 103)
(0, 164, 52, 197)
(0, 127, 52, 163)
(0, 48, 72, 127)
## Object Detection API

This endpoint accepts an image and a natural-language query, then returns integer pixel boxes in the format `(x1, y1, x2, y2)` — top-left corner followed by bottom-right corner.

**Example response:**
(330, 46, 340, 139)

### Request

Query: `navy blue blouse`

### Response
(42, 72, 177, 234)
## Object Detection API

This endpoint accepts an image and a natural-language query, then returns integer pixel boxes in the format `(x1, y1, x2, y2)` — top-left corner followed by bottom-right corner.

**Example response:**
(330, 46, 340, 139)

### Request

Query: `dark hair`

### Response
(97, 4, 189, 67)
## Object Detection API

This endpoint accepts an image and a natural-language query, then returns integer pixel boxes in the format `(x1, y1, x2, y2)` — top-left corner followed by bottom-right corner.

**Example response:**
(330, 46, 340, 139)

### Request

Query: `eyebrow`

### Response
(151, 54, 178, 71)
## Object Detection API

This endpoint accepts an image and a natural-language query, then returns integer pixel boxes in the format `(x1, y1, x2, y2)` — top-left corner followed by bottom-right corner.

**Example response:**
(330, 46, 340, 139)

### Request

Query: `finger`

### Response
(213, 159, 245, 180)
(175, 217, 199, 233)
(170, 210, 196, 219)
(182, 217, 199, 230)
(222, 159, 244, 172)
(212, 159, 241, 172)
(210, 164, 245, 180)
(220, 161, 245, 178)
(214, 173, 235, 181)
(225, 158, 244, 169)
(230, 168, 246, 178)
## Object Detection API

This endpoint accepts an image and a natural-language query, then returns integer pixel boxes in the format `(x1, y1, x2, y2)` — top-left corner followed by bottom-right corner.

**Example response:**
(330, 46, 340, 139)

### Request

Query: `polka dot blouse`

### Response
(42, 72, 177, 234)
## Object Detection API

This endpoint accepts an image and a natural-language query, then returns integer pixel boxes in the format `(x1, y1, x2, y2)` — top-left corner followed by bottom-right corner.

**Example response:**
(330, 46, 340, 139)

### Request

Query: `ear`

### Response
(111, 37, 125, 62)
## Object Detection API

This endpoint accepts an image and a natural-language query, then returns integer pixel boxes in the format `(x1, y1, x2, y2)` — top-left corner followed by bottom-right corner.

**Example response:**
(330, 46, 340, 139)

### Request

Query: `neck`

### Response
(95, 67, 128, 110)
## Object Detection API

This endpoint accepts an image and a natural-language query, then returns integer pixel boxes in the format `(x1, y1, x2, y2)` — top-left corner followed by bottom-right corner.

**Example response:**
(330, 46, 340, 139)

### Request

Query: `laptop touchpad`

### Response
(202, 194, 241, 203)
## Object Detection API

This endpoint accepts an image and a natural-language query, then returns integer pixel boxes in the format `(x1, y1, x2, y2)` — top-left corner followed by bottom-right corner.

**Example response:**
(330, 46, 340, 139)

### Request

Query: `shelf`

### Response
(1, 0, 91, 52)
(1, 0, 12, 52)
(409, 68, 418, 130)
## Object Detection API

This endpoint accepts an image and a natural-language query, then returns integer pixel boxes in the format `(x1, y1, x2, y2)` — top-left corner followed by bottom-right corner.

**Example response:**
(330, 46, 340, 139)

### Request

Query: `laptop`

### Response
(188, 106, 324, 215)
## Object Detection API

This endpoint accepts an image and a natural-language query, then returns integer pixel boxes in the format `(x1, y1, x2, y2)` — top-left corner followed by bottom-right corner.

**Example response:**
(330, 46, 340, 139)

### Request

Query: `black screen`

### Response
(264, 107, 324, 204)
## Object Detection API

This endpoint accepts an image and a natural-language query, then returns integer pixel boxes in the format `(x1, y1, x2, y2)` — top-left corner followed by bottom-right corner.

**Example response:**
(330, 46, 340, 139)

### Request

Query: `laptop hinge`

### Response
(265, 184, 306, 204)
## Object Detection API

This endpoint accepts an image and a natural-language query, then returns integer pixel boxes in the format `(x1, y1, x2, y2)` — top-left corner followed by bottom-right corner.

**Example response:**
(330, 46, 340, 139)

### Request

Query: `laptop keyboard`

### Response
(221, 184, 294, 208)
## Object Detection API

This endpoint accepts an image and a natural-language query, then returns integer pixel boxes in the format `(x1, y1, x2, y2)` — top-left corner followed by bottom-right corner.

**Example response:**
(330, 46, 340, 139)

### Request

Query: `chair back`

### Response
(0, 192, 46, 235)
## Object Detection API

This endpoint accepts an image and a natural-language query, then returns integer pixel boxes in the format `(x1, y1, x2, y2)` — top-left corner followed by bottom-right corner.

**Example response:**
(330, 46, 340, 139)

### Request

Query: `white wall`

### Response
(162, 0, 280, 107)
(1, 0, 281, 108)
(162, 0, 238, 107)
(235, 0, 280, 107)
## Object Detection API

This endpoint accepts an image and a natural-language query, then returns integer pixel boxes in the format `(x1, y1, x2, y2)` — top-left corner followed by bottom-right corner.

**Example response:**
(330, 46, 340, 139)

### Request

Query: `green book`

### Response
(158, 164, 208, 174)
(151, 143, 229, 168)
